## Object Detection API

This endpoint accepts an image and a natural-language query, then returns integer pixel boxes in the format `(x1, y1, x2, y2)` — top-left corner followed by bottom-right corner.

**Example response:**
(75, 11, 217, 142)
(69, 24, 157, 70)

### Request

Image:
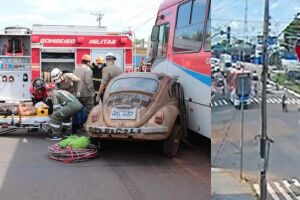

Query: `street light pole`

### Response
(260, 0, 270, 199)
(240, 68, 245, 180)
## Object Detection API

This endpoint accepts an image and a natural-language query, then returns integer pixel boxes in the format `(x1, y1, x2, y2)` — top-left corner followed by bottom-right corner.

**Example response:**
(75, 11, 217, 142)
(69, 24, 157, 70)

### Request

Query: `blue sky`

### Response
(212, 0, 300, 43)
(0, 0, 162, 40)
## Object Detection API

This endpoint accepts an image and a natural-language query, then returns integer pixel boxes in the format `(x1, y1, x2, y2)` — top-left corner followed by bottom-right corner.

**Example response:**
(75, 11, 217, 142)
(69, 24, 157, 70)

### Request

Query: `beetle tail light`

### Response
(91, 112, 99, 122)
(154, 112, 164, 125)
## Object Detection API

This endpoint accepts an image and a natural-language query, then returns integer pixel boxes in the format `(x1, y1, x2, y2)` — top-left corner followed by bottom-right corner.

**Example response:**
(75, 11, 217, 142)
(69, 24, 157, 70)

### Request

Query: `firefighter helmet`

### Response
(50, 68, 62, 83)
(96, 56, 105, 64)
(81, 54, 91, 62)
(105, 52, 116, 60)
(33, 78, 46, 90)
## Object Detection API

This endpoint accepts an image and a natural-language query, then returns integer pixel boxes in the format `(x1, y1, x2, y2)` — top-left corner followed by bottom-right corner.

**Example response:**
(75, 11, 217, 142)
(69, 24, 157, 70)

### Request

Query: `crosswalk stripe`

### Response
(268, 183, 281, 200)
(250, 98, 254, 103)
(217, 100, 223, 106)
(267, 99, 271, 103)
(274, 181, 293, 200)
(291, 98, 298, 104)
(269, 98, 275, 103)
(213, 102, 218, 106)
(222, 99, 228, 105)
(273, 98, 280, 103)
(282, 180, 298, 199)
(253, 183, 260, 197)
(292, 179, 300, 187)
(253, 97, 260, 103)
(253, 183, 281, 200)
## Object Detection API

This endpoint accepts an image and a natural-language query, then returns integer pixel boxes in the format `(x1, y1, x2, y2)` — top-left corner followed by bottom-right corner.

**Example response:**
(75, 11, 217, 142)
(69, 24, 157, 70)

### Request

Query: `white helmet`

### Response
(105, 52, 116, 60)
(50, 68, 62, 83)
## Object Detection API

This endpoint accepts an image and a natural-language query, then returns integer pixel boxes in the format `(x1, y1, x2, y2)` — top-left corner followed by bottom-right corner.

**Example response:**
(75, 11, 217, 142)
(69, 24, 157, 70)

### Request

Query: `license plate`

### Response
(110, 108, 136, 120)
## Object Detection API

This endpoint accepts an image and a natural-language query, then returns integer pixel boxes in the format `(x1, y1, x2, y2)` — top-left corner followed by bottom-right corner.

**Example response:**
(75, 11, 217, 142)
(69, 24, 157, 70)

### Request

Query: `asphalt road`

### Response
(212, 81, 300, 199)
(0, 130, 210, 200)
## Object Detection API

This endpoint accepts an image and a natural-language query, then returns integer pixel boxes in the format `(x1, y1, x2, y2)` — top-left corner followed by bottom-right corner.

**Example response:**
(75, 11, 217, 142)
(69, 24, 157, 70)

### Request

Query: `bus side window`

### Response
(173, 0, 207, 53)
(204, 3, 211, 51)
(157, 24, 170, 57)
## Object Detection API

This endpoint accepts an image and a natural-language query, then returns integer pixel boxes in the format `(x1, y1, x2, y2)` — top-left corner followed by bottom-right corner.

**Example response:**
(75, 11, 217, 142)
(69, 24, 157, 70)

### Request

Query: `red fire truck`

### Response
(31, 25, 133, 81)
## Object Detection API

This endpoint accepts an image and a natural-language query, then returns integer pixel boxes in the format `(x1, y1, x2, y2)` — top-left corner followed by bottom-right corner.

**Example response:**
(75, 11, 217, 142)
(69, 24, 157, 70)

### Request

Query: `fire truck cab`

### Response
(0, 26, 32, 102)
(31, 25, 133, 81)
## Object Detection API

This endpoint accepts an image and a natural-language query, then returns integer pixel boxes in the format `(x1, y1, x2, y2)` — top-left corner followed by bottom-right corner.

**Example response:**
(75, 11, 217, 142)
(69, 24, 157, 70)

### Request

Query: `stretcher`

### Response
(0, 103, 51, 134)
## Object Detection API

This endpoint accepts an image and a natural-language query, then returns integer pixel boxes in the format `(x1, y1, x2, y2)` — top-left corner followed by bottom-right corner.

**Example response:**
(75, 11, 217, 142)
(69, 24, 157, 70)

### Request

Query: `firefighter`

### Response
(96, 52, 122, 101)
(48, 88, 83, 140)
(29, 77, 54, 113)
(91, 56, 106, 104)
(50, 68, 80, 95)
(73, 54, 94, 114)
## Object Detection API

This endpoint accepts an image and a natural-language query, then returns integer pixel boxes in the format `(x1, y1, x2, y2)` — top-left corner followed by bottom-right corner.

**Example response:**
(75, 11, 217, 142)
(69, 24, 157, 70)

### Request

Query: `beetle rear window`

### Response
(110, 78, 159, 93)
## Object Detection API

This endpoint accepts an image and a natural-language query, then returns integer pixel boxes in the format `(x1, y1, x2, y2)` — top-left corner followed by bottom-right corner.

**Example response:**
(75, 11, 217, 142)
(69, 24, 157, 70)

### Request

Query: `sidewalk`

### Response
(211, 168, 255, 200)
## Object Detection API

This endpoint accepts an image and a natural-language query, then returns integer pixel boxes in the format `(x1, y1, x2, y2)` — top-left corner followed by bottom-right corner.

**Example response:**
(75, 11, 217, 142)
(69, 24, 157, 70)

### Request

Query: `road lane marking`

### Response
(273, 98, 280, 103)
(268, 183, 281, 200)
(222, 99, 228, 105)
(253, 97, 260, 103)
(274, 181, 293, 200)
(292, 179, 300, 187)
(282, 180, 299, 199)
(217, 100, 223, 106)
(268, 98, 275, 103)
(253, 183, 260, 197)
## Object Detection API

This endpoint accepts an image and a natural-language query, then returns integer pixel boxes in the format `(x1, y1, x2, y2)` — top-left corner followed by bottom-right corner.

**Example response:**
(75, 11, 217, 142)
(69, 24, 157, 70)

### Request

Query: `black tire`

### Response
(162, 124, 182, 158)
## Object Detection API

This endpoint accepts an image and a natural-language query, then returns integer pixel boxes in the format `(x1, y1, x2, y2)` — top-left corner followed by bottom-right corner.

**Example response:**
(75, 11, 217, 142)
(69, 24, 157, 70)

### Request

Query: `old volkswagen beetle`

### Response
(86, 72, 184, 157)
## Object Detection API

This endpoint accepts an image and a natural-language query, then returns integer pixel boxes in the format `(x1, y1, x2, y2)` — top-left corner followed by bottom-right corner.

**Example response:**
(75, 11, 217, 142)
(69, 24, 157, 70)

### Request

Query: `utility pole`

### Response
(91, 12, 104, 27)
(260, 0, 270, 199)
(244, 0, 248, 42)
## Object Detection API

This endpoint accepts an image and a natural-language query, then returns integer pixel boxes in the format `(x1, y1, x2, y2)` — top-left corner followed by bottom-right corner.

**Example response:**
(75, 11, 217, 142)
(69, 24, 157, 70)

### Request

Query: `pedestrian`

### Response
(96, 52, 122, 101)
(282, 93, 287, 112)
(30, 77, 54, 113)
(91, 56, 106, 104)
(50, 68, 80, 95)
(48, 88, 83, 140)
(73, 54, 95, 114)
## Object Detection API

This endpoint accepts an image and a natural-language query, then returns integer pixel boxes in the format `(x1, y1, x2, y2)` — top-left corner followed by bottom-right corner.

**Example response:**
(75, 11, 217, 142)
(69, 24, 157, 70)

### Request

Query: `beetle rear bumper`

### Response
(86, 125, 169, 140)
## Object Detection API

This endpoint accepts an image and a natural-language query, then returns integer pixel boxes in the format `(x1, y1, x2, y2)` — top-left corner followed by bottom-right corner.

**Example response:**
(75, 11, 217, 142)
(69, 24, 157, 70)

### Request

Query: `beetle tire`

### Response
(162, 124, 182, 158)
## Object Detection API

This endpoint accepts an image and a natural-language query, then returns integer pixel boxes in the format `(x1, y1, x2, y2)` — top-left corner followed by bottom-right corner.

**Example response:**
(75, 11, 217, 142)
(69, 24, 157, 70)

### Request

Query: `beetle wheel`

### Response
(162, 124, 182, 158)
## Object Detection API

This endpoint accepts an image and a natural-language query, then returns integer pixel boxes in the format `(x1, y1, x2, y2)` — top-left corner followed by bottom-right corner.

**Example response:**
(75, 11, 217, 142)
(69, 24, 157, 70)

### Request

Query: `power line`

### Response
(131, 15, 156, 32)
(125, 4, 157, 23)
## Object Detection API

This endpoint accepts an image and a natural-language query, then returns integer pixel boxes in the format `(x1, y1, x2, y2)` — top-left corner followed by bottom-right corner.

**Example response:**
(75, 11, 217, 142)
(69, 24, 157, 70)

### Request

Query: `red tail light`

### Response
(91, 112, 99, 122)
(154, 112, 164, 125)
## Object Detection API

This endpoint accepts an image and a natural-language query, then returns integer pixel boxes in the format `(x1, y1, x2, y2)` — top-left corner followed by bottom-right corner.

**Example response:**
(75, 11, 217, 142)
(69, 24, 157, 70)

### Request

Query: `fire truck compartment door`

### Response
(91, 49, 124, 72)
(0, 71, 31, 102)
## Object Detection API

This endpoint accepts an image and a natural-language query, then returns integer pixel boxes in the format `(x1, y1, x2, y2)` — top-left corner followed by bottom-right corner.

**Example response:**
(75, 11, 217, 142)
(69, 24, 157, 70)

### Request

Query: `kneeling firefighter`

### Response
(48, 88, 83, 141)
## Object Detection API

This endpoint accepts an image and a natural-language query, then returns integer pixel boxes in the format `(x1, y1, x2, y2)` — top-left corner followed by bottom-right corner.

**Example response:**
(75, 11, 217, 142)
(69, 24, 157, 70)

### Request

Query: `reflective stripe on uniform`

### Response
(49, 123, 61, 128)
(93, 78, 102, 82)
(62, 122, 72, 126)
(53, 105, 61, 109)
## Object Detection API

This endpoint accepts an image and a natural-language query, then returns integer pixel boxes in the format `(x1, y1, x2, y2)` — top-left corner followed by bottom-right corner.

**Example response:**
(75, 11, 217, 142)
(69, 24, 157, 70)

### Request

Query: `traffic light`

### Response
(227, 26, 231, 44)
